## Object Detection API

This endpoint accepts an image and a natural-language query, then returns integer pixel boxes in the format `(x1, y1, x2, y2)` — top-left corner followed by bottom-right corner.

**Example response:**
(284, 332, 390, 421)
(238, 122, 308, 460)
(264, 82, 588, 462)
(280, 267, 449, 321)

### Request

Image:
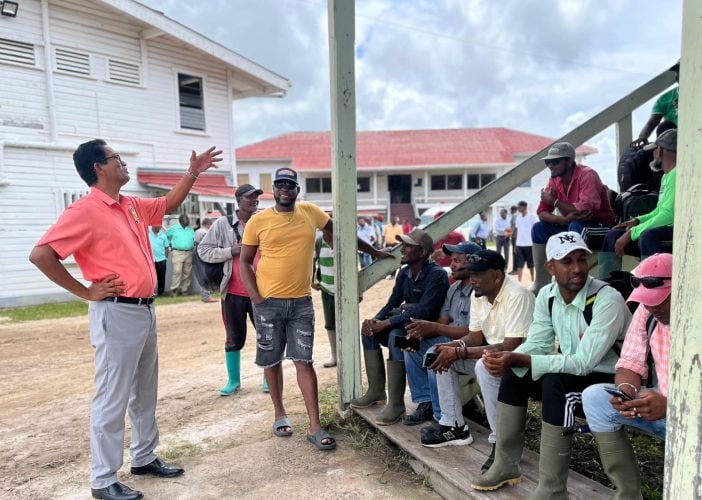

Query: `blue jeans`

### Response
(531, 220, 610, 244)
(602, 226, 674, 258)
(359, 252, 372, 268)
(253, 296, 315, 367)
(582, 383, 666, 438)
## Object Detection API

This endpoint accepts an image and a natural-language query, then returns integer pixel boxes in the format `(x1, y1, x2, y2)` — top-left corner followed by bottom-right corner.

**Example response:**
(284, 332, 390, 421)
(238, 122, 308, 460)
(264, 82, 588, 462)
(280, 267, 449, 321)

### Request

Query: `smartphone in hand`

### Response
(604, 386, 634, 401)
(395, 336, 420, 351)
(423, 352, 438, 367)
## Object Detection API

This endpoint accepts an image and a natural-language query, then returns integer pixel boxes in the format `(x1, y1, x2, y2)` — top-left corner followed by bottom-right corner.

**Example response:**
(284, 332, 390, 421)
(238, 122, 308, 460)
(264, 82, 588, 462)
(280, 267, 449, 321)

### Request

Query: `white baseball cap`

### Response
(546, 231, 592, 261)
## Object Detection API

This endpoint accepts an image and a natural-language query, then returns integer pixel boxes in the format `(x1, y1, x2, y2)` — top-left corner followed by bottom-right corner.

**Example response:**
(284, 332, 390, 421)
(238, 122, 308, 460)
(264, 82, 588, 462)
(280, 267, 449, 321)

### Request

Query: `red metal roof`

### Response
(235, 128, 596, 170)
(137, 171, 274, 199)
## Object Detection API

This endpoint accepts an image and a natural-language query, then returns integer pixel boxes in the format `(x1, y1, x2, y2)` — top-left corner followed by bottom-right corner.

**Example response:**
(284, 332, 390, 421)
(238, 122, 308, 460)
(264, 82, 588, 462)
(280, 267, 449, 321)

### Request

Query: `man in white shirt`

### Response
(494, 209, 511, 265)
(513, 201, 538, 285)
(357, 217, 376, 268)
(470, 211, 490, 249)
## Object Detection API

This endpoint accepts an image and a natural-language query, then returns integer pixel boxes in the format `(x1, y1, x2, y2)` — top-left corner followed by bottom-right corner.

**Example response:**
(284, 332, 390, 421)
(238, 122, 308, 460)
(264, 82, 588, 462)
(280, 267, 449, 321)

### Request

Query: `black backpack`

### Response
(617, 147, 663, 193)
(192, 215, 239, 292)
(615, 184, 659, 224)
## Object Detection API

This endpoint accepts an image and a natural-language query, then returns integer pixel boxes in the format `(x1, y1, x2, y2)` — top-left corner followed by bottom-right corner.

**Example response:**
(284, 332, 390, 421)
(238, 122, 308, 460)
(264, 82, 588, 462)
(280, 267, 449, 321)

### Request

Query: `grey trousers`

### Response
(89, 301, 159, 489)
(436, 358, 501, 444)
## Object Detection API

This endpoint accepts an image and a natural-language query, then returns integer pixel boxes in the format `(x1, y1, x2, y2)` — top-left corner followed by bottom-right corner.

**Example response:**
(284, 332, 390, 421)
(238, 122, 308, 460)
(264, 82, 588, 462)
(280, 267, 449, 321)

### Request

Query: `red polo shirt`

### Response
(38, 187, 167, 298)
(537, 164, 615, 226)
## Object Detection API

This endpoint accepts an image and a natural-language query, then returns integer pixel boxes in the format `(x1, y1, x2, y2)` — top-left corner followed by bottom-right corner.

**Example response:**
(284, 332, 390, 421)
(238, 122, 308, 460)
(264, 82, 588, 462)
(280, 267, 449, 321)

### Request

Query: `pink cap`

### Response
(627, 253, 673, 306)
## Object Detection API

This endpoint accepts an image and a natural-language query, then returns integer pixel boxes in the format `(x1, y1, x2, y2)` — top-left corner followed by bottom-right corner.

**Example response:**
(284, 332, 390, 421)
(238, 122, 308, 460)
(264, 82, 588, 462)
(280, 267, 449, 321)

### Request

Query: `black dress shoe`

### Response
(130, 457, 184, 478)
(91, 481, 144, 500)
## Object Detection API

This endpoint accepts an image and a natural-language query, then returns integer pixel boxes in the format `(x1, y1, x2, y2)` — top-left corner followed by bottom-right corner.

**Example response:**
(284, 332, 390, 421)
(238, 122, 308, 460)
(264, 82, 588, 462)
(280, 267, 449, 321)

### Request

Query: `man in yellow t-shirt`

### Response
(241, 167, 391, 452)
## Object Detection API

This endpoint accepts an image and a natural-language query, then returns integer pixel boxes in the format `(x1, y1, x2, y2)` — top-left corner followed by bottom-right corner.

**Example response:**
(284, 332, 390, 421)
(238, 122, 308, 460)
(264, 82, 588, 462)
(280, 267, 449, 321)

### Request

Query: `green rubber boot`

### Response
(349, 350, 387, 408)
(593, 430, 643, 500)
(220, 351, 241, 396)
(597, 251, 622, 280)
(376, 360, 406, 426)
(526, 422, 573, 500)
(470, 403, 526, 491)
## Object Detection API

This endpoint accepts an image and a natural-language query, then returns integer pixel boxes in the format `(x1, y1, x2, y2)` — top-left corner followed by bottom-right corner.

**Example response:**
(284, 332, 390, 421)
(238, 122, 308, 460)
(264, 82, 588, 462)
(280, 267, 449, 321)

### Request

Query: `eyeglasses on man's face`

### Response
(102, 154, 125, 165)
(630, 276, 671, 289)
(273, 180, 297, 190)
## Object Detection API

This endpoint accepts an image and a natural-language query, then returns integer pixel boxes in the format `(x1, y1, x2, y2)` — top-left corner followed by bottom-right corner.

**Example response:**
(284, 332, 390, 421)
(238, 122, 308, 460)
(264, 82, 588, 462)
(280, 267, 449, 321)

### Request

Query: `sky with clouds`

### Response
(139, 0, 682, 188)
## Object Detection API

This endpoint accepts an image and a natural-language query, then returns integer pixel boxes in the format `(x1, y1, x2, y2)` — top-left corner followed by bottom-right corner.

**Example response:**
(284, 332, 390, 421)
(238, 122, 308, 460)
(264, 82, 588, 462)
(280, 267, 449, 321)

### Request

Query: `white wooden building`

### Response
(0, 0, 290, 307)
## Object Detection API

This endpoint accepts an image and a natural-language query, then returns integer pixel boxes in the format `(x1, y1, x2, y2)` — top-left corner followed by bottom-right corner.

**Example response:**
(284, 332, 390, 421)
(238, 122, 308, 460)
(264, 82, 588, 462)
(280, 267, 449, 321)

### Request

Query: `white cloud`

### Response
(138, 0, 682, 190)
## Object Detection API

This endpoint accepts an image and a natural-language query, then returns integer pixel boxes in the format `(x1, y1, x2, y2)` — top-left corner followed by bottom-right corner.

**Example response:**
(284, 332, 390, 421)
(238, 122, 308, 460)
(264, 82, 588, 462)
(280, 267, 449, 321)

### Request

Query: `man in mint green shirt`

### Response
(166, 214, 195, 295)
(149, 224, 169, 296)
(599, 129, 677, 279)
(470, 231, 631, 497)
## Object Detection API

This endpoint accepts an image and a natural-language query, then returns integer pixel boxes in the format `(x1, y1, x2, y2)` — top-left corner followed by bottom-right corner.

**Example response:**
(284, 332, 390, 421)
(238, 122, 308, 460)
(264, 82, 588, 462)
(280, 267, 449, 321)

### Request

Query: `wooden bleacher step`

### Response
(353, 403, 614, 499)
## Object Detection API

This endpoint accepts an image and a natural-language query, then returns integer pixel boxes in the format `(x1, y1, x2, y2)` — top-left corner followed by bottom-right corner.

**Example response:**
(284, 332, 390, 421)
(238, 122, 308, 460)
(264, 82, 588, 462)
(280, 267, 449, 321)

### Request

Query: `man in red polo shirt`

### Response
(29, 139, 222, 500)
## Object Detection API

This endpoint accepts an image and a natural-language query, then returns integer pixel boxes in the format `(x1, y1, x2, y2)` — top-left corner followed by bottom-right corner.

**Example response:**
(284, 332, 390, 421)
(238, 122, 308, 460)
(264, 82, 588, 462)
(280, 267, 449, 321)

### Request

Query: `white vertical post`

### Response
(615, 114, 632, 180)
(328, 0, 362, 410)
(665, 1, 702, 496)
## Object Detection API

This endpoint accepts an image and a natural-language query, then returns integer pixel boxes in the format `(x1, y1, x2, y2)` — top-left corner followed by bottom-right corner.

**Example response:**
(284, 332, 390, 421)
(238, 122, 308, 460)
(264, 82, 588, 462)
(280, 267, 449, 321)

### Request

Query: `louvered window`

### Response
(178, 73, 205, 131)
(0, 38, 35, 67)
(107, 59, 141, 85)
(54, 189, 88, 214)
(55, 48, 91, 76)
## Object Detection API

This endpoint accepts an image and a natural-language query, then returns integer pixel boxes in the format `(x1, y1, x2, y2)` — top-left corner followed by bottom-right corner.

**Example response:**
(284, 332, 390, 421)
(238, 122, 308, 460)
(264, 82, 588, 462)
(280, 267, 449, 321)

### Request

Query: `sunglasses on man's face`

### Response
(273, 180, 297, 189)
(630, 276, 671, 289)
(545, 158, 564, 167)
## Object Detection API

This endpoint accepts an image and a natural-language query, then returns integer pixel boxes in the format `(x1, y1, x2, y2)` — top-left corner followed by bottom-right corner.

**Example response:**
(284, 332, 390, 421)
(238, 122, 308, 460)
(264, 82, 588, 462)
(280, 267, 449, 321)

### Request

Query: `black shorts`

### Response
(516, 246, 534, 268)
(321, 289, 336, 330)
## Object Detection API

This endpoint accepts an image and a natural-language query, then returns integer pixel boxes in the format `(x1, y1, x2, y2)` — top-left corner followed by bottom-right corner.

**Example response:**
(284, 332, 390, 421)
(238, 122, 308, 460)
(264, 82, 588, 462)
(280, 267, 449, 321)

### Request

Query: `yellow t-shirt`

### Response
(383, 223, 404, 245)
(242, 202, 330, 298)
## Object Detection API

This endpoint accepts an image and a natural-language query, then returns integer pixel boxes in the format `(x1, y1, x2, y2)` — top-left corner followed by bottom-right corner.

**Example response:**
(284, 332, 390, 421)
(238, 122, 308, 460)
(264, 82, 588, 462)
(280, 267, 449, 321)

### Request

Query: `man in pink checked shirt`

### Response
(582, 253, 672, 499)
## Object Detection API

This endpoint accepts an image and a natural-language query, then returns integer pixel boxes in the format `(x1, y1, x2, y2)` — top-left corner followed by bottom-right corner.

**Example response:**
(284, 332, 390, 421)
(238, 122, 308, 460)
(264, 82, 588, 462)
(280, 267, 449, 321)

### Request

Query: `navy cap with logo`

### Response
(442, 241, 482, 256)
(274, 167, 298, 184)
(463, 249, 506, 272)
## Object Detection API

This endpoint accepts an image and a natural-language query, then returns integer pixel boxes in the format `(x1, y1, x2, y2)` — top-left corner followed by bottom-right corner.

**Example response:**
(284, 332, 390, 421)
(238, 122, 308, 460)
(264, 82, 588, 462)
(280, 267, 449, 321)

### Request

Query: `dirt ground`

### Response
(0, 279, 451, 500)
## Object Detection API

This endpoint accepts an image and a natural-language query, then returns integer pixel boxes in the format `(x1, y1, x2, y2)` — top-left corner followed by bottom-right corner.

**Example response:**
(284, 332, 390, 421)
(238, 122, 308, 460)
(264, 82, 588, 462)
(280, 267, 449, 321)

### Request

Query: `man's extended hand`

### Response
(88, 274, 126, 301)
(428, 344, 460, 373)
(540, 189, 557, 206)
(406, 318, 436, 340)
(189, 146, 224, 176)
(372, 248, 395, 261)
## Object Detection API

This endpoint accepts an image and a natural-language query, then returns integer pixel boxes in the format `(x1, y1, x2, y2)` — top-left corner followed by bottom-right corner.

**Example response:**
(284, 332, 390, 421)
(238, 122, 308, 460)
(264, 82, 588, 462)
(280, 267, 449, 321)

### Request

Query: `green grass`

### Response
(0, 293, 214, 323)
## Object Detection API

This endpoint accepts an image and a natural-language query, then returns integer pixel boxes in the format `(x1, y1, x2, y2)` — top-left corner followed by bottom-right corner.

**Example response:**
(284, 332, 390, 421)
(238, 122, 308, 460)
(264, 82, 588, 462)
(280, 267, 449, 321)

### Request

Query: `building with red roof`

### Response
(235, 128, 596, 221)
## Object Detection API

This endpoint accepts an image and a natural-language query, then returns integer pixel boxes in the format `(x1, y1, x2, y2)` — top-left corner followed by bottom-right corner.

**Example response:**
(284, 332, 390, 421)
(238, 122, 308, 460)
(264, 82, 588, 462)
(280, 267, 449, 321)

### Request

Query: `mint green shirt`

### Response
(166, 223, 195, 251)
(513, 276, 631, 380)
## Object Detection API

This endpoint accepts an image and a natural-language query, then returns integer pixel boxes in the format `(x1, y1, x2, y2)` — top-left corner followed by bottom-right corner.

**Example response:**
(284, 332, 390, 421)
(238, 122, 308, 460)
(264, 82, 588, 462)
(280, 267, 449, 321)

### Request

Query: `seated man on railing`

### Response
(350, 229, 449, 426)
(598, 129, 677, 280)
(582, 253, 671, 500)
(470, 232, 631, 498)
(416, 250, 534, 476)
(631, 60, 679, 149)
(531, 142, 616, 292)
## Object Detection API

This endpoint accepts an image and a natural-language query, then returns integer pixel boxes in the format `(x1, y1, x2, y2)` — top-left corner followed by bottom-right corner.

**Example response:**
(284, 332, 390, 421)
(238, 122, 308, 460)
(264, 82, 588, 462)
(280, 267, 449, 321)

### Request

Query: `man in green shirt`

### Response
(166, 214, 195, 295)
(470, 231, 631, 498)
(598, 129, 677, 279)
(632, 61, 679, 148)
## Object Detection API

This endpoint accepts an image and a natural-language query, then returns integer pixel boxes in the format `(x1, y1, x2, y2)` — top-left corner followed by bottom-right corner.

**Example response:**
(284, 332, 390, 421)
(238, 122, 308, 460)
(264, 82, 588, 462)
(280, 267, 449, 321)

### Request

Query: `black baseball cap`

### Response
(463, 250, 506, 272)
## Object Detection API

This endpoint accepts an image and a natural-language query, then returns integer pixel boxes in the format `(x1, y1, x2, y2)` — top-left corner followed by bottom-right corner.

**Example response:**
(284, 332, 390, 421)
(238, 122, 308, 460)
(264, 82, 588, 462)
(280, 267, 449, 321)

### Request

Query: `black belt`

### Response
(172, 248, 193, 251)
(103, 296, 155, 305)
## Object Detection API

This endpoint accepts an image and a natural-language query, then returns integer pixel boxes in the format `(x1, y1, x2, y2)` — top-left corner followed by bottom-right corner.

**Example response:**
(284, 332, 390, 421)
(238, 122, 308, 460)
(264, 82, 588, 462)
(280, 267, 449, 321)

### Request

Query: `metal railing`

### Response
(358, 67, 677, 293)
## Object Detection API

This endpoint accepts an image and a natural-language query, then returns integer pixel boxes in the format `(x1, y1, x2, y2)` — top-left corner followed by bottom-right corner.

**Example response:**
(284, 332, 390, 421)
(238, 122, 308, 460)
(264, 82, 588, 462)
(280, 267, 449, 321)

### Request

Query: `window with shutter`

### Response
(55, 48, 91, 76)
(0, 38, 35, 67)
(178, 73, 205, 131)
(107, 59, 141, 85)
